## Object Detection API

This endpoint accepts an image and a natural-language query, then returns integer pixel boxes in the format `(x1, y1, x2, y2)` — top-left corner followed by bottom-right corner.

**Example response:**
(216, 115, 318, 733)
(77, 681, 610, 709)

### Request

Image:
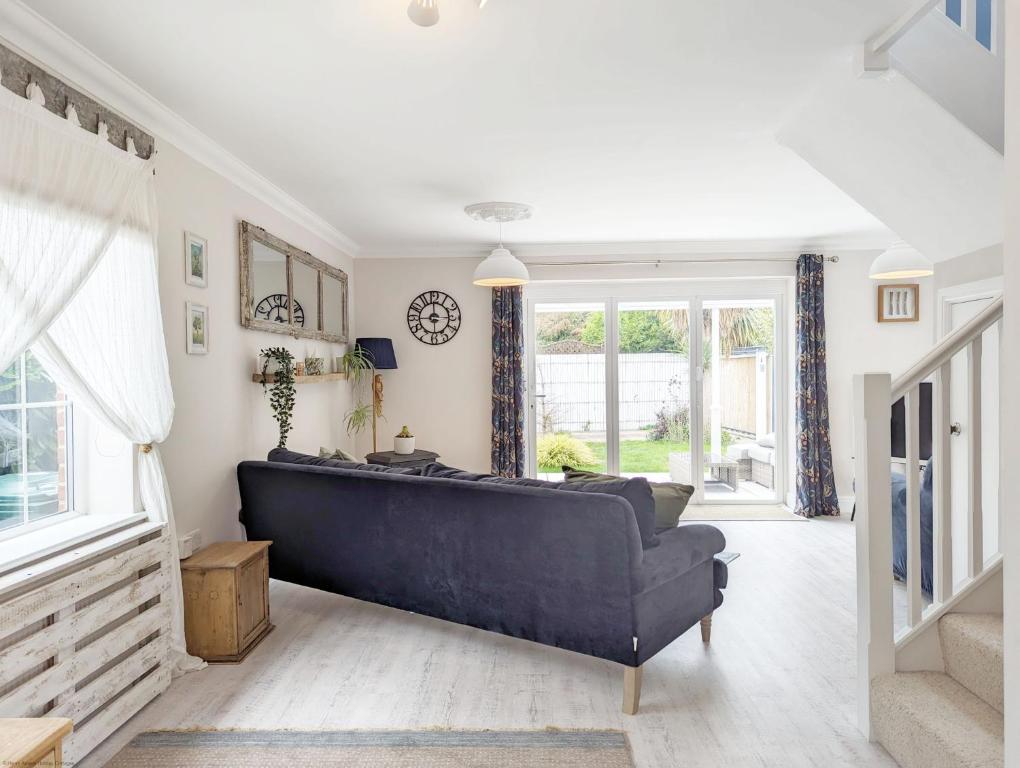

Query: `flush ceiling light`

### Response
(408, 0, 440, 27)
(466, 202, 532, 287)
(869, 240, 934, 279)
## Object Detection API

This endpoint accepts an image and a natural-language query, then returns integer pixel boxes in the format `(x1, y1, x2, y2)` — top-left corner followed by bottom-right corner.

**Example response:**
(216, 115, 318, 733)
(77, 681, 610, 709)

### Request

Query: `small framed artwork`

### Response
(185, 231, 208, 288)
(877, 284, 919, 323)
(186, 301, 209, 354)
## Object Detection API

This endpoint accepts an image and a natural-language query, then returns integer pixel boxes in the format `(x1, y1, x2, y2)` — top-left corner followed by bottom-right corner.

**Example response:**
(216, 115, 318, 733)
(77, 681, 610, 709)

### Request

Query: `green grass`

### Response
(539, 439, 691, 474)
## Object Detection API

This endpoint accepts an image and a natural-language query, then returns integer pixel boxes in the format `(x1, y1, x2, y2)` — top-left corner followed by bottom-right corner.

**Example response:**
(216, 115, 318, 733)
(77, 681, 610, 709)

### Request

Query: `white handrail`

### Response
(854, 293, 1002, 739)
(891, 296, 1002, 399)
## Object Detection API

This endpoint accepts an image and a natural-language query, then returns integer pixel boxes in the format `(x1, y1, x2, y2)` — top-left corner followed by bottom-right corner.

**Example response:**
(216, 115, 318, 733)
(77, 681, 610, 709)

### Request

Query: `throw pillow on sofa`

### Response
(320, 446, 357, 461)
(562, 466, 693, 532)
(268, 448, 422, 475)
(420, 462, 659, 549)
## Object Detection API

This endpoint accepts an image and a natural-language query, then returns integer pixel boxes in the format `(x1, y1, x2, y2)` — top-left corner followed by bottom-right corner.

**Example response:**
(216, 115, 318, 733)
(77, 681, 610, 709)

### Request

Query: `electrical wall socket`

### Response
(178, 529, 202, 559)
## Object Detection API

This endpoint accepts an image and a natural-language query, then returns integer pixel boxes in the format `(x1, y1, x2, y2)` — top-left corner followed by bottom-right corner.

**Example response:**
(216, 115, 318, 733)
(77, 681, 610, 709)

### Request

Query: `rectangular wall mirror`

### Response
(239, 221, 349, 343)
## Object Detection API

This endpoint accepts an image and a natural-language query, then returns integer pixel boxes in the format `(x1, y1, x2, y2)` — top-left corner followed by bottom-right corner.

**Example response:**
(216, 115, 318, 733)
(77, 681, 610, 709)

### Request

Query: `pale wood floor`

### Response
(81, 516, 896, 768)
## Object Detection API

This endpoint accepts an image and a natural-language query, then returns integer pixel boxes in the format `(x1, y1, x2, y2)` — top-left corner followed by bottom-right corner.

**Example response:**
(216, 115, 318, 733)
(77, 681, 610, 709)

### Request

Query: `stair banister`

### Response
(853, 372, 895, 740)
(853, 295, 1002, 739)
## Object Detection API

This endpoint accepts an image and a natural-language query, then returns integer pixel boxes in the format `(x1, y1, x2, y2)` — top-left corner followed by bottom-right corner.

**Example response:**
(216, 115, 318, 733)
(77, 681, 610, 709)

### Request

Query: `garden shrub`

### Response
(536, 433, 597, 468)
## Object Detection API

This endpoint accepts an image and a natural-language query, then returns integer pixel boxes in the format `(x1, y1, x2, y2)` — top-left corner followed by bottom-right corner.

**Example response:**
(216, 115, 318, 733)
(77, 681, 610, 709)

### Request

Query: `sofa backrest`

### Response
(237, 460, 643, 663)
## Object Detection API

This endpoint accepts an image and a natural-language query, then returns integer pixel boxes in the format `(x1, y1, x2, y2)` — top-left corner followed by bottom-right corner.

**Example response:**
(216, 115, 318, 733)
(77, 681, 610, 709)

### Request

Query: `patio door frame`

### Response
(524, 279, 790, 504)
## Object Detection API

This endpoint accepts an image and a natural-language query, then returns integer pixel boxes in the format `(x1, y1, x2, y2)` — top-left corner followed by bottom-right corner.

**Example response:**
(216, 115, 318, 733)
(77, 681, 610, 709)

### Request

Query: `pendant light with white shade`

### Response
(407, 0, 440, 26)
(466, 202, 532, 287)
(869, 240, 934, 279)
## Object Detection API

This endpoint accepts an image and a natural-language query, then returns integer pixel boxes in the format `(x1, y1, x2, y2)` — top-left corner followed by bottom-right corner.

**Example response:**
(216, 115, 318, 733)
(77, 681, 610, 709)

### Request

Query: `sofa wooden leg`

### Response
(622, 665, 642, 715)
(700, 614, 713, 643)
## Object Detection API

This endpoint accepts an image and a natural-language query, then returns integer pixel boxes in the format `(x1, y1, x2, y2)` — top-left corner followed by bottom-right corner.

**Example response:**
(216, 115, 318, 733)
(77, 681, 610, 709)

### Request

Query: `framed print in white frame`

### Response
(185, 231, 208, 288)
(186, 301, 209, 355)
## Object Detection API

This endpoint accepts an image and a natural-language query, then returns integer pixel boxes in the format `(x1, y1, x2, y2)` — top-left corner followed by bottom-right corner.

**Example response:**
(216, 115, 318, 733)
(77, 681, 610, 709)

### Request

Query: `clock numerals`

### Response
(407, 290, 460, 345)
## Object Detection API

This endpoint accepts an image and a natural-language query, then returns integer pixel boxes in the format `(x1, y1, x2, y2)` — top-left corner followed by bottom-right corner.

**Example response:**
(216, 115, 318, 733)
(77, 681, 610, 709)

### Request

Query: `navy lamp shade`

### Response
(354, 338, 397, 370)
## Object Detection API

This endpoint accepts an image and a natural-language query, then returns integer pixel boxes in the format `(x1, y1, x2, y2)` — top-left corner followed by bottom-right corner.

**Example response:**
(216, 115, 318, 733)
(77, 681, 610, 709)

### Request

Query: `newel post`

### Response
(853, 373, 895, 740)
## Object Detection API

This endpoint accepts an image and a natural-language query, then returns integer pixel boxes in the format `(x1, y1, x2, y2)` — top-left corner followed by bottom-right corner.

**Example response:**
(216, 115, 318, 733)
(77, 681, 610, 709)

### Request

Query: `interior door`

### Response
(946, 295, 1000, 582)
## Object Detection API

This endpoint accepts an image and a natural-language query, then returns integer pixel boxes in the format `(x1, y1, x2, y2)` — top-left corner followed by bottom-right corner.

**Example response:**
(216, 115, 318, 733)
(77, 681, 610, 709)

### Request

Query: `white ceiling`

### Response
(22, 0, 907, 255)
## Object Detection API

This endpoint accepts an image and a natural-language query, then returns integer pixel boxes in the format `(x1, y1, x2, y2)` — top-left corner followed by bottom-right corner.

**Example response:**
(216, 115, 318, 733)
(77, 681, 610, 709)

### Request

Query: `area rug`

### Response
(683, 504, 806, 521)
(103, 730, 635, 767)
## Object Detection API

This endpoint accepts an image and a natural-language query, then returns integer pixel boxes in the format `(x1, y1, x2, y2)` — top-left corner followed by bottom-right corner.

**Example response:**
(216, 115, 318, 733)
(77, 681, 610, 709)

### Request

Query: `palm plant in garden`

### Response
(658, 307, 774, 357)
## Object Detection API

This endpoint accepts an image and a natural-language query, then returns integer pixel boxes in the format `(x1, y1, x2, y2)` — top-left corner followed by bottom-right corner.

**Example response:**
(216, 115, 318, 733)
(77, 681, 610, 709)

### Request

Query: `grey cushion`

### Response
(562, 466, 693, 532)
(269, 448, 422, 475)
(423, 463, 659, 549)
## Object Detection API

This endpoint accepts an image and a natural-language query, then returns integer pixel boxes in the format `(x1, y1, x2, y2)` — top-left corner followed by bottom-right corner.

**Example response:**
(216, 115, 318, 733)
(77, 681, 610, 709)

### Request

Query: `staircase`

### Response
(854, 298, 1004, 767)
(871, 613, 1003, 768)
(778, 0, 1005, 264)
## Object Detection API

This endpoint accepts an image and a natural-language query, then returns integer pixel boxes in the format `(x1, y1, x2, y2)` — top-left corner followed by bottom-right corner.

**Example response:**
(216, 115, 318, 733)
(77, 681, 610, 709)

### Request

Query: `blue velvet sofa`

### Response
(236, 449, 728, 713)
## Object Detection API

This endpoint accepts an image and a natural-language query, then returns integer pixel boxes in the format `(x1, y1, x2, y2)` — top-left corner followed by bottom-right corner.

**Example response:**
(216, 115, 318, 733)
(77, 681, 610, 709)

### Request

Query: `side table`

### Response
(365, 449, 440, 470)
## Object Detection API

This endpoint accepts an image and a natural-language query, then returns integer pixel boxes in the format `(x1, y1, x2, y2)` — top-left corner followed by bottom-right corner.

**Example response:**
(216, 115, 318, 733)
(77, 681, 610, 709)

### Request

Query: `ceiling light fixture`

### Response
(466, 202, 532, 287)
(407, 0, 440, 27)
(869, 240, 934, 280)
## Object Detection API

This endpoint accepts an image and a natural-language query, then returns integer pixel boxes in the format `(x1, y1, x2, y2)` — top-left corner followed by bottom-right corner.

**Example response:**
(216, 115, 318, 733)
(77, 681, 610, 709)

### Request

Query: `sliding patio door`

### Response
(527, 286, 785, 503)
(532, 302, 609, 480)
(699, 299, 779, 501)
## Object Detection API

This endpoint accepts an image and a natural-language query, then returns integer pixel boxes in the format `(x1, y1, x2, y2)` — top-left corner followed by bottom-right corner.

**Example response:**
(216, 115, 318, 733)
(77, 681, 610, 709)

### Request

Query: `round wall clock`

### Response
(255, 294, 305, 327)
(408, 290, 461, 345)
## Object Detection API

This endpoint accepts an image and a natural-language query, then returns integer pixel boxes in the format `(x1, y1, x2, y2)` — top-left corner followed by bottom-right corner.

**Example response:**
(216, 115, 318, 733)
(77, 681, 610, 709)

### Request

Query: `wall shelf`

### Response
(252, 372, 348, 384)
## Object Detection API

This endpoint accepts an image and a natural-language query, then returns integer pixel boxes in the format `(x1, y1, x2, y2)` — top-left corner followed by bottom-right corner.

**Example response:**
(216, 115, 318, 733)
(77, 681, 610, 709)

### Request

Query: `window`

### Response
(0, 351, 73, 534)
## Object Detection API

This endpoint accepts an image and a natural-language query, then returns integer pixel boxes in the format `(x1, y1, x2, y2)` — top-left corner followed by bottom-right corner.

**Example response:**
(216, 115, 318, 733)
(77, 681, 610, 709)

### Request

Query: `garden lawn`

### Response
(538, 439, 691, 474)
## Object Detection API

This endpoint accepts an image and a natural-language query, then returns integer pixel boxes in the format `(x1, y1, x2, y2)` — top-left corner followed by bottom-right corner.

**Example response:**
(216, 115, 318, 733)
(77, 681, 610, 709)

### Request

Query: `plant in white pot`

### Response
(394, 425, 415, 455)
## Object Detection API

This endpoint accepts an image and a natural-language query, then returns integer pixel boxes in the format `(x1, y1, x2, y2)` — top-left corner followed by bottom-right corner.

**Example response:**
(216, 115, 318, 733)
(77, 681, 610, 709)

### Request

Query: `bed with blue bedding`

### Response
(891, 460, 934, 597)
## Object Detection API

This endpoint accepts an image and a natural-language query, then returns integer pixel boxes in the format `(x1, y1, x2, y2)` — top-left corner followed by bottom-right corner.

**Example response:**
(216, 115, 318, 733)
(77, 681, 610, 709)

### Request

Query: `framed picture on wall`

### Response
(186, 301, 209, 354)
(185, 231, 208, 288)
(877, 284, 919, 323)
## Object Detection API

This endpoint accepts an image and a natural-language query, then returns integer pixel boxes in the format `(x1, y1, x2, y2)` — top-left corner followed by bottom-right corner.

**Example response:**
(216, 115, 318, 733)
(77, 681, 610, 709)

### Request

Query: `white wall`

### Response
(1001, 0, 1019, 760)
(353, 258, 491, 473)
(823, 251, 935, 506)
(934, 244, 1003, 293)
(155, 141, 355, 544)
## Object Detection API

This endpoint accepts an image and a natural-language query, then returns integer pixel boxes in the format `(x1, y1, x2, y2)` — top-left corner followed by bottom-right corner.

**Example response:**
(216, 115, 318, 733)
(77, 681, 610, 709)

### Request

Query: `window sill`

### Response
(0, 512, 148, 575)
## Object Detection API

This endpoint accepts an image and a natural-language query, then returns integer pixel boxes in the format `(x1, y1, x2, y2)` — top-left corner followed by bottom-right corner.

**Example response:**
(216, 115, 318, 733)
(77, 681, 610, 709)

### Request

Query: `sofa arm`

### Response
(634, 523, 726, 593)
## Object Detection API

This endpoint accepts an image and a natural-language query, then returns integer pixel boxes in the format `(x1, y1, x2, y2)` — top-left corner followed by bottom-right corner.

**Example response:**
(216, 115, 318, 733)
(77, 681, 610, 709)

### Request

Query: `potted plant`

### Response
(394, 425, 415, 455)
(259, 347, 295, 448)
(340, 347, 376, 438)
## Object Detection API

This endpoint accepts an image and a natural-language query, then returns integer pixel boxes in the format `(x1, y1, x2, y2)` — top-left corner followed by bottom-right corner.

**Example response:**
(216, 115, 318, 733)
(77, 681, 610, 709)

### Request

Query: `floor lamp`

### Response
(354, 337, 398, 453)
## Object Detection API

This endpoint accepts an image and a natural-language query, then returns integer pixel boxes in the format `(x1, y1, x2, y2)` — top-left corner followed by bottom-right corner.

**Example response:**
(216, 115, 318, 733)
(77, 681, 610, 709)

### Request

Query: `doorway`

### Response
(525, 283, 787, 504)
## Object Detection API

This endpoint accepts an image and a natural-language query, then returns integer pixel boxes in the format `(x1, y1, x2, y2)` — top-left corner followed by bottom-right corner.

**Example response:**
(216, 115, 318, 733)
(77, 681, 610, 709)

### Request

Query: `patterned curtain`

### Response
(796, 254, 840, 517)
(491, 287, 526, 478)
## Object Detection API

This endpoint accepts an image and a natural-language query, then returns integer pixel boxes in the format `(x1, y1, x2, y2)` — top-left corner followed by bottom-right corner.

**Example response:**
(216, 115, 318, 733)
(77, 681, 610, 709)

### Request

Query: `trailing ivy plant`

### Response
(260, 347, 296, 448)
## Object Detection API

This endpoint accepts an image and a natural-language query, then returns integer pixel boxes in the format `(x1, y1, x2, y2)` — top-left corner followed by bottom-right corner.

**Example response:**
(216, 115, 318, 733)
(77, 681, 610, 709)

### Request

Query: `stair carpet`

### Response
(871, 613, 1003, 768)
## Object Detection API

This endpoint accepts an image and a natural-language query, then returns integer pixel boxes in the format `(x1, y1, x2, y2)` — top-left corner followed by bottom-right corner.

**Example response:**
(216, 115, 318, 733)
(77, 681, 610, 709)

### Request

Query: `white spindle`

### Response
(967, 337, 983, 578)
(905, 386, 923, 626)
(933, 361, 953, 603)
(854, 373, 895, 740)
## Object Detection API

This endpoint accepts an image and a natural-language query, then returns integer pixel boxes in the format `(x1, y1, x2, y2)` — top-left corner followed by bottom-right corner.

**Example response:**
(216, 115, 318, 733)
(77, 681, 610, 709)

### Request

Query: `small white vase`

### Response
(394, 436, 415, 455)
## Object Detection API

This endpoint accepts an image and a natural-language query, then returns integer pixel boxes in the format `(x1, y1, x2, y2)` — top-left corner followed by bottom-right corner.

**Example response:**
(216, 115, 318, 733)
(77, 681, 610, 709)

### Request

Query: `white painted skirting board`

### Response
(0, 519, 173, 765)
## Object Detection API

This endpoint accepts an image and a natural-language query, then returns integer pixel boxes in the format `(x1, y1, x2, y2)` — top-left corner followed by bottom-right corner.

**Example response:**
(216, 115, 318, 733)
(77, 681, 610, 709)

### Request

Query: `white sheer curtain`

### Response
(1, 89, 203, 675)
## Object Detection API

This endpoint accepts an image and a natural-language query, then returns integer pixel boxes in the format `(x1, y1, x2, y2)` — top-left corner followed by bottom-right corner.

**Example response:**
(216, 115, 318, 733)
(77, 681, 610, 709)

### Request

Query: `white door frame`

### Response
(524, 279, 790, 504)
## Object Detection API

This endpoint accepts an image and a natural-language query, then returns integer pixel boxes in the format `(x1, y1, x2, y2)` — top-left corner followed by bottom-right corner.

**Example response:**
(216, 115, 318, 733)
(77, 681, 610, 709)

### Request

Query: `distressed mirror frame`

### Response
(239, 221, 349, 343)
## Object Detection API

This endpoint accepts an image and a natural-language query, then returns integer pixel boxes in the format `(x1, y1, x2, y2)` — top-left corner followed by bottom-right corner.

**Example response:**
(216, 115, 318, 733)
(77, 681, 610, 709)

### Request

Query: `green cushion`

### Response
(320, 446, 357, 461)
(562, 465, 693, 531)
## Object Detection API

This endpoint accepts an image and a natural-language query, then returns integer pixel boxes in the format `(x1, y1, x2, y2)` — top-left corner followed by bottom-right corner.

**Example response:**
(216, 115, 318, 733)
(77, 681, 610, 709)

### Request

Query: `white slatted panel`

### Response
(0, 521, 173, 766)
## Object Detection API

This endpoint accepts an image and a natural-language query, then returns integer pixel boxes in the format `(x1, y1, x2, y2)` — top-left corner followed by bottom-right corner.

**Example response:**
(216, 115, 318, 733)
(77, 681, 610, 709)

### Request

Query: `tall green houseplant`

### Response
(260, 347, 296, 448)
